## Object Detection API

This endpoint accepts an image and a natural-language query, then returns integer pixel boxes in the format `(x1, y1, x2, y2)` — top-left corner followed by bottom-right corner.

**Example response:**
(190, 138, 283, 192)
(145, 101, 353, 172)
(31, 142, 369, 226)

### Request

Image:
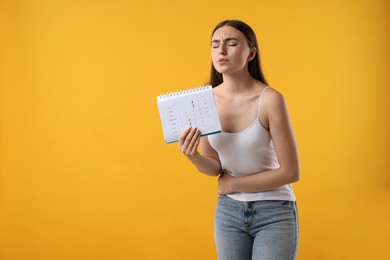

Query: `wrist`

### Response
(229, 175, 240, 193)
(187, 151, 201, 162)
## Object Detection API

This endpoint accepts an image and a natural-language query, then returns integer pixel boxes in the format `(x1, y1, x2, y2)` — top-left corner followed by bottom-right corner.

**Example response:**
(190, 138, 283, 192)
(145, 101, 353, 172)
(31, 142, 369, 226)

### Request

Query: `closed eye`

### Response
(211, 37, 239, 48)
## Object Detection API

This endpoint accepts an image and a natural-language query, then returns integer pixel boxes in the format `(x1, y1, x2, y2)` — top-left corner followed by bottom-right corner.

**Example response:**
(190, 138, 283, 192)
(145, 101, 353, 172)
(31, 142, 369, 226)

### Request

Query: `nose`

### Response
(218, 43, 227, 55)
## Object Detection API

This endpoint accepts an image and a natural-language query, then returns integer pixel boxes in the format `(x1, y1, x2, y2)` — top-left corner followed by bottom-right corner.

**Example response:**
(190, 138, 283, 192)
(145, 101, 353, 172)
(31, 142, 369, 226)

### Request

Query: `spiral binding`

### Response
(157, 85, 211, 101)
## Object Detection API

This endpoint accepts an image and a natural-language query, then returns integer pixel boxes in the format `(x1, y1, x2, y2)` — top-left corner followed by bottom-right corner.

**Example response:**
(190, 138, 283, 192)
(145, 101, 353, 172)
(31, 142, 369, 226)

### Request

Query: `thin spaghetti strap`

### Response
(257, 86, 269, 118)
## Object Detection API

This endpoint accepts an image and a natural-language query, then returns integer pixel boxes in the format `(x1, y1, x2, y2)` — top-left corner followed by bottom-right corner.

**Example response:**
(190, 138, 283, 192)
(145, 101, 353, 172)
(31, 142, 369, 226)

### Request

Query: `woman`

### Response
(179, 20, 300, 260)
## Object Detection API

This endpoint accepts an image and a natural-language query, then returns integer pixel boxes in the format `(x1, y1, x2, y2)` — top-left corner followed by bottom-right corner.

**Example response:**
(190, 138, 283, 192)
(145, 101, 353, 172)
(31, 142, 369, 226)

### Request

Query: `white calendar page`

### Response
(157, 86, 221, 144)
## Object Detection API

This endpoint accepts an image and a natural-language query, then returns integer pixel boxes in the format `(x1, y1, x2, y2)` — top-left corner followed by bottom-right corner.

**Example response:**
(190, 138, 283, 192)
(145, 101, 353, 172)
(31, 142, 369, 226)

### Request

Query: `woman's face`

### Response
(211, 26, 253, 75)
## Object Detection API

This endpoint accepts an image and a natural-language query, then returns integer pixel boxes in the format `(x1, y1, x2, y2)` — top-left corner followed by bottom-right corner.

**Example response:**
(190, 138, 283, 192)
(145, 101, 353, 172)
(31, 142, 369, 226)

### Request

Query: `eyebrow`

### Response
(211, 37, 240, 44)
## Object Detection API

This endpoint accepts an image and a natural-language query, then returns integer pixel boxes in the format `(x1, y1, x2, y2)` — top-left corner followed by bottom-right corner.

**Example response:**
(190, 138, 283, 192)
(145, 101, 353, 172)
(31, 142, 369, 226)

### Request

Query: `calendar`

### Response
(157, 85, 222, 144)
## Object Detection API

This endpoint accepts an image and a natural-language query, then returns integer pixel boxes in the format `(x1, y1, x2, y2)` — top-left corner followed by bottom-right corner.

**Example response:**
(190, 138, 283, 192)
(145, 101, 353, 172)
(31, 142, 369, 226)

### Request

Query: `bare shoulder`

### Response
(259, 87, 291, 129)
(264, 86, 284, 100)
(263, 87, 287, 110)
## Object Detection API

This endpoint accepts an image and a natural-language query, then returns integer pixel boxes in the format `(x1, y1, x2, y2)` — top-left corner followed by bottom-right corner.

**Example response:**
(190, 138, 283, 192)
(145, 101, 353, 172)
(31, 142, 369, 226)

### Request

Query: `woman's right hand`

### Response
(178, 127, 201, 159)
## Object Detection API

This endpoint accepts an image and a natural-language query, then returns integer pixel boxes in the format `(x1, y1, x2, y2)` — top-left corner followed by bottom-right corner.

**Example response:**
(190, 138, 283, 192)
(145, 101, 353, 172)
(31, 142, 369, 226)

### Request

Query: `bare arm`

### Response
(218, 89, 300, 194)
(179, 127, 221, 177)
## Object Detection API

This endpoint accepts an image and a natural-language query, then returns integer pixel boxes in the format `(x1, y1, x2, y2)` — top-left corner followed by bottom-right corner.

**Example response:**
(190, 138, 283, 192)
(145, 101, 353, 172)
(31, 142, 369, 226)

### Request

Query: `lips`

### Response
(218, 58, 229, 64)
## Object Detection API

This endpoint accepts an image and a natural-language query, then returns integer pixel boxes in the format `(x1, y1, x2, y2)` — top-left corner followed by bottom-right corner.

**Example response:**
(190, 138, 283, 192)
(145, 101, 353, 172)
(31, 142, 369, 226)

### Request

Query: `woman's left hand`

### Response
(218, 171, 236, 195)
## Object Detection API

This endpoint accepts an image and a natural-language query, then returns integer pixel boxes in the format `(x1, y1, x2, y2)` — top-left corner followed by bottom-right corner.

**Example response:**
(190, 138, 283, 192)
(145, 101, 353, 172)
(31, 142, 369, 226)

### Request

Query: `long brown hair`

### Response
(209, 20, 268, 87)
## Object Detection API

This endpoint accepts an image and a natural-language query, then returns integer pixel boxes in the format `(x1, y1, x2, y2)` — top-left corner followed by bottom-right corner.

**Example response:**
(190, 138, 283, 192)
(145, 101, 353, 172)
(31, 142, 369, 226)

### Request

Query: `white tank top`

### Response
(208, 86, 296, 202)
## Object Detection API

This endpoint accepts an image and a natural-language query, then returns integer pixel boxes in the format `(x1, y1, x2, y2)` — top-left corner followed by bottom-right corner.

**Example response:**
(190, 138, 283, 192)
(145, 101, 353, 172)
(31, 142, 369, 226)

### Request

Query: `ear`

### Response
(248, 47, 257, 61)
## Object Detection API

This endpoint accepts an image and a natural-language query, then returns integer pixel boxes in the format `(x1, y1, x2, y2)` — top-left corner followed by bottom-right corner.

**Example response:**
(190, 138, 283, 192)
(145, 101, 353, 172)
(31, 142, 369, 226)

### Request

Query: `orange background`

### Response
(1, 0, 389, 259)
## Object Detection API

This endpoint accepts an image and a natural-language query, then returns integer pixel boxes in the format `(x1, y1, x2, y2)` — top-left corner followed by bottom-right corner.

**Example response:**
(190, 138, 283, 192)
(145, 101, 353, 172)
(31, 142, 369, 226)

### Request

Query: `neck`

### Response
(221, 69, 254, 94)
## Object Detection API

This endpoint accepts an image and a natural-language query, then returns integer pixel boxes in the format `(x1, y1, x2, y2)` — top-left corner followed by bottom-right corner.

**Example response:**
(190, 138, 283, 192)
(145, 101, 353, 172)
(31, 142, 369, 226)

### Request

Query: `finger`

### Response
(190, 131, 201, 154)
(178, 127, 192, 147)
(185, 127, 197, 143)
(182, 128, 197, 153)
(187, 129, 200, 152)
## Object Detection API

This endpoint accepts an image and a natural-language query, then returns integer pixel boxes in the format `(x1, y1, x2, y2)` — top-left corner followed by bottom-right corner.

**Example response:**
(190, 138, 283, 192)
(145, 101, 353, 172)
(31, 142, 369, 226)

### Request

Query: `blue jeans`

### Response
(214, 196, 299, 260)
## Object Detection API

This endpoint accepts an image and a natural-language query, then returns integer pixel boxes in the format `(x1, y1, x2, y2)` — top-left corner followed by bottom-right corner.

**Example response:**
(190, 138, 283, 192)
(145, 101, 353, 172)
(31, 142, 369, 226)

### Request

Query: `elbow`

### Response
(282, 166, 300, 184)
(290, 167, 300, 183)
(290, 171, 300, 183)
(195, 164, 221, 177)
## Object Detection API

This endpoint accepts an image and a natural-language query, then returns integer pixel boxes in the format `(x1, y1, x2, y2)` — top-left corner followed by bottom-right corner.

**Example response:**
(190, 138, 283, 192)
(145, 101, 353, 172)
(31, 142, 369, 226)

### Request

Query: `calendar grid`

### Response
(157, 85, 222, 144)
